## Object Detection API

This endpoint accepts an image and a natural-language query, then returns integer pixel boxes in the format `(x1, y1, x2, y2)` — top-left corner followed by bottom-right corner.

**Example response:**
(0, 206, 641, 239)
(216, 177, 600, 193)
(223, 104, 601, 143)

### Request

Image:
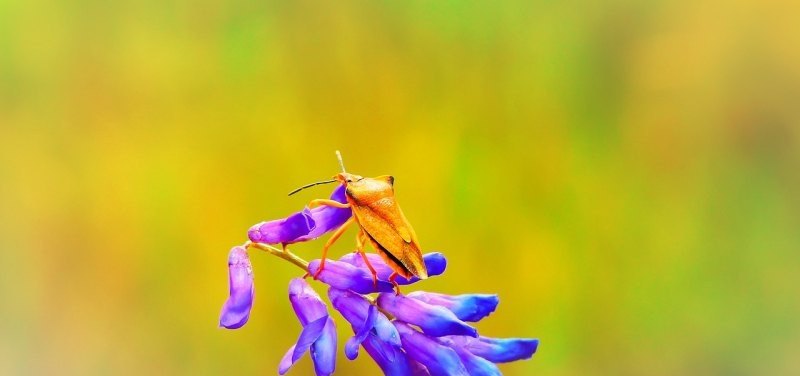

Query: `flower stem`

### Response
(245, 241, 309, 270)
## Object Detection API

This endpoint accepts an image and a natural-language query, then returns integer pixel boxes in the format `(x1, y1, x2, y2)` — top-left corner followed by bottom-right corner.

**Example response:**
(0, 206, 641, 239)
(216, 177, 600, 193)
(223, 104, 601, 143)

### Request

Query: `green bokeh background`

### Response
(2, 1, 799, 375)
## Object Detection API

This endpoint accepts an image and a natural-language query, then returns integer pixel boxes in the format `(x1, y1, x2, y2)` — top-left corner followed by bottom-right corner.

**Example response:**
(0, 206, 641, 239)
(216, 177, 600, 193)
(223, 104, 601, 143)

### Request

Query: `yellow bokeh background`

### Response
(2, 1, 799, 375)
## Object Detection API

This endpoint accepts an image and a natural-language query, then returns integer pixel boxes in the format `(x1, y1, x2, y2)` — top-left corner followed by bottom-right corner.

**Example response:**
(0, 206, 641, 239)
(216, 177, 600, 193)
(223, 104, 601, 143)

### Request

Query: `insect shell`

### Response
(336, 172, 429, 280)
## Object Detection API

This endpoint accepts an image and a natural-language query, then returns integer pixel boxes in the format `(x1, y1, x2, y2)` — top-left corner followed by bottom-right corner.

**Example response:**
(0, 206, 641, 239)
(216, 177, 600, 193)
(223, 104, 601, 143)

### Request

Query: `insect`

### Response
(289, 151, 428, 292)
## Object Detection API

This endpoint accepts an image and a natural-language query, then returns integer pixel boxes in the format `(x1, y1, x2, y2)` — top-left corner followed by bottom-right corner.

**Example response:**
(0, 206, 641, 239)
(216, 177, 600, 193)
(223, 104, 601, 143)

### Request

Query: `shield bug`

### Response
(288, 151, 428, 292)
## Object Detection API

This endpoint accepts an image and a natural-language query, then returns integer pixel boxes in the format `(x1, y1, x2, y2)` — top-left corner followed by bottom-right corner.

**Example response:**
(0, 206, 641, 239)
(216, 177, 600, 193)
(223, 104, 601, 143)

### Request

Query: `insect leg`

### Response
(388, 272, 402, 296)
(307, 199, 350, 209)
(314, 217, 355, 279)
(356, 231, 379, 288)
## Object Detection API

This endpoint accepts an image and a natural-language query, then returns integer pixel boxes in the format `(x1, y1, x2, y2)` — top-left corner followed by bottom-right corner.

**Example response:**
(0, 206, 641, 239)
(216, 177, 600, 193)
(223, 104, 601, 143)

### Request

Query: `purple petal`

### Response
(309, 259, 394, 294)
(283, 280, 338, 376)
(394, 322, 469, 376)
(407, 292, 499, 322)
(328, 288, 372, 325)
(278, 344, 297, 375)
(339, 252, 447, 284)
(371, 311, 402, 347)
(338, 253, 393, 277)
(408, 360, 431, 376)
(291, 316, 329, 363)
(248, 185, 352, 244)
(310, 316, 337, 376)
(328, 288, 394, 358)
(377, 293, 477, 337)
(329, 288, 401, 347)
(248, 209, 314, 244)
(295, 185, 352, 242)
(444, 335, 540, 363)
(345, 305, 377, 360)
(446, 343, 501, 376)
(219, 246, 254, 329)
(288, 278, 328, 325)
(361, 335, 417, 376)
(344, 335, 360, 360)
(329, 288, 410, 374)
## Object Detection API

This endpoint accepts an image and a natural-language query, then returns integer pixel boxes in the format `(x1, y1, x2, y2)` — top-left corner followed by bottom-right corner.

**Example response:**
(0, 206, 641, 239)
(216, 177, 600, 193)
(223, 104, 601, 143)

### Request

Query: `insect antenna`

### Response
(287, 179, 337, 196)
(287, 151, 346, 196)
(335, 150, 346, 173)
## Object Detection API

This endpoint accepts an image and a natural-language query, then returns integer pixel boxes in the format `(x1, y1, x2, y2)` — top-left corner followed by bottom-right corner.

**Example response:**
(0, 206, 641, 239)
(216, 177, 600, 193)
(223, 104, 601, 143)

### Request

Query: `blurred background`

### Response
(1, 0, 799, 375)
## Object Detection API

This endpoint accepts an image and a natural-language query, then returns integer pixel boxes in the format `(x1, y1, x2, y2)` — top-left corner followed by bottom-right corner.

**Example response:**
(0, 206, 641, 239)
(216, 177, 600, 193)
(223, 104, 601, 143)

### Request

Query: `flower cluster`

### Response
(220, 185, 539, 375)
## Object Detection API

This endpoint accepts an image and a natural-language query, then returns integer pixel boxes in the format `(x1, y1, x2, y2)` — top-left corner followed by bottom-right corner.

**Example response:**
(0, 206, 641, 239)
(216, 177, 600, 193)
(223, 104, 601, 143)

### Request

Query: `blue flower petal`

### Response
(248, 185, 352, 244)
(309, 259, 395, 294)
(371, 311, 402, 347)
(248, 209, 314, 244)
(409, 360, 431, 376)
(394, 322, 469, 376)
(329, 288, 410, 374)
(339, 252, 447, 284)
(288, 278, 328, 325)
(407, 292, 499, 322)
(446, 341, 501, 376)
(345, 305, 377, 360)
(445, 335, 540, 363)
(278, 344, 297, 375)
(282, 280, 338, 376)
(361, 335, 417, 376)
(328, 288, 371, 323)
(290, 316, 329, 363)
(328, 288, 378, 359)
(219, 246, 254, 329)
(329, 287, 401, 348)
(310, 316, 337, 376)
(377, 293, 477, 337)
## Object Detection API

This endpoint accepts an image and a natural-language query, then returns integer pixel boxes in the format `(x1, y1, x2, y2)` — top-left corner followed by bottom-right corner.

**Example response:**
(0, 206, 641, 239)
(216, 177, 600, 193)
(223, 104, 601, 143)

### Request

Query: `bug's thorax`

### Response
(336, 173, 395, 206)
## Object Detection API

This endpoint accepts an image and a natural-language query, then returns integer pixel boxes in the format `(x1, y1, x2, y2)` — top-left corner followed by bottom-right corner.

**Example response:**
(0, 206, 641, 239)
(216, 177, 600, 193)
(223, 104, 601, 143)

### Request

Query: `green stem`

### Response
(246, 241, 309, 270)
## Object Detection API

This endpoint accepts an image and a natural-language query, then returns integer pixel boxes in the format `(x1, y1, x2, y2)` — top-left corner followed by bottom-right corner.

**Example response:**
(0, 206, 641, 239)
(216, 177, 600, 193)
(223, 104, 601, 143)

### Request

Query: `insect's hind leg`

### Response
(388, 272, 402, 295)
(356, 230, 379, 288)
(314, 217, 355, 279)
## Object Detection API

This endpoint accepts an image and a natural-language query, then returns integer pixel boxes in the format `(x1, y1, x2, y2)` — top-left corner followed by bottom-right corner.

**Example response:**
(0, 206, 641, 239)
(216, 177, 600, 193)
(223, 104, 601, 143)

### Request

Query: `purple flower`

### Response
(223, 232, 539, 375)
(308, 259, 395, 294)
(442, 335, 540, 363)
(446, 342, 501, 376)
(279, 278, 337, 376)
(406, 292, 499, 322)
(377, 293, 477, 337)
(248, 185, 351, 244)
(324, 254, 538, 374)
(221, 249, 539, 375)
(338, 252, 448, 285)
(394, 322, 469, 376)
(307, 252, 447, 295)
(219, 246, 254, 329)
(328, 289, 410, 369)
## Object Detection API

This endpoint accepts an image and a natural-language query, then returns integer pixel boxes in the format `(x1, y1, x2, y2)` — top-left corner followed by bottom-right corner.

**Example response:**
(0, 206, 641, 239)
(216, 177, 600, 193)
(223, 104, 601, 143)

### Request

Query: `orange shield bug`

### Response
(289, 151, 428, 292)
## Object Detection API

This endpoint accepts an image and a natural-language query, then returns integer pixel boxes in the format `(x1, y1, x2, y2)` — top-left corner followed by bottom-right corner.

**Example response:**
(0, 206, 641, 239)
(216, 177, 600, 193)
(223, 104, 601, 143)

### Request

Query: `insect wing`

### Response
(350, 198, 427, 279)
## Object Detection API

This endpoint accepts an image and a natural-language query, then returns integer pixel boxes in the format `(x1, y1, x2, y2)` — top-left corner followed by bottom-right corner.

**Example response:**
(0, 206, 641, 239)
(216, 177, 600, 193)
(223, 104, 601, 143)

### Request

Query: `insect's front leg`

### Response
(356, 230, 379, 288)
(314, 217, 355, 279)
(307, 199, 350, 209)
